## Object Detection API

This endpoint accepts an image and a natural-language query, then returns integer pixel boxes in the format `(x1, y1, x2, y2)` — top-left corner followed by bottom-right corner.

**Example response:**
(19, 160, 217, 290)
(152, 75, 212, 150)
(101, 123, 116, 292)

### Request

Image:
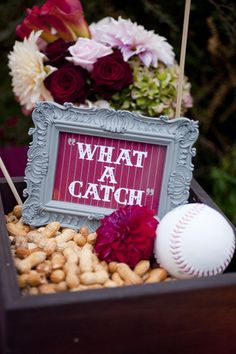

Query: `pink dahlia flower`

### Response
(90, 17, 175, 68)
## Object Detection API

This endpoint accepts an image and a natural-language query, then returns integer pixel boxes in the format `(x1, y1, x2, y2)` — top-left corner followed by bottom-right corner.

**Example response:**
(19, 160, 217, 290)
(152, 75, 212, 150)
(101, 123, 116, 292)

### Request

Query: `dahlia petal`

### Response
(139, 51, 153, 67)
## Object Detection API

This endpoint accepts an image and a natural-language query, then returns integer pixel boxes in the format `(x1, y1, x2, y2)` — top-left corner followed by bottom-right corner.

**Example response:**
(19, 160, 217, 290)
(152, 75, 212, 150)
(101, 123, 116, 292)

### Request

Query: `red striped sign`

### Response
(53, 132, 166, 213)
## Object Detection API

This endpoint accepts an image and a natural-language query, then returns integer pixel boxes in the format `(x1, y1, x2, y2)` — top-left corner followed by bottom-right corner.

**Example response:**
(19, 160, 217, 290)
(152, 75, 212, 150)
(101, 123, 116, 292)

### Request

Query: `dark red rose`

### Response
(44, 39, 73, 67)
(91, 49, 133, 99)
(94, 205, 158, 269)
(44, 63, 88, 104)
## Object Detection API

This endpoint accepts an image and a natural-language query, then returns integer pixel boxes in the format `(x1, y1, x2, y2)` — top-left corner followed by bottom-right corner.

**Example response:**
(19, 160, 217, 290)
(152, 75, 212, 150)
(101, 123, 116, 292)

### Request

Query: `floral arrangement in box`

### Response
(8, 0, 193, 118)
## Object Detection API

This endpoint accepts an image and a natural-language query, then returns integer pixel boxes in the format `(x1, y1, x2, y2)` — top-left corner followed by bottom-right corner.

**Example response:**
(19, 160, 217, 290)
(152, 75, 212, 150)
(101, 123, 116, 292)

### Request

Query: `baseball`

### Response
(154, 203, 235, 279)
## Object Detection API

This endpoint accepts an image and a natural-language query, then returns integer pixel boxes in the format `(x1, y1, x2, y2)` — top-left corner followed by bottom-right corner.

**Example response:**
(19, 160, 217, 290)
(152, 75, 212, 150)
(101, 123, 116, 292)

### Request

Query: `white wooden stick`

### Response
(0, 156, 23, 205)
(175, 0, 191, 118)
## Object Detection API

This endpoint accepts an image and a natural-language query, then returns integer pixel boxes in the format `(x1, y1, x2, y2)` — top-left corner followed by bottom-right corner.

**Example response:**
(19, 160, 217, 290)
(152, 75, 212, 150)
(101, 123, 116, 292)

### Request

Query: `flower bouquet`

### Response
(8, 0, 193, 118)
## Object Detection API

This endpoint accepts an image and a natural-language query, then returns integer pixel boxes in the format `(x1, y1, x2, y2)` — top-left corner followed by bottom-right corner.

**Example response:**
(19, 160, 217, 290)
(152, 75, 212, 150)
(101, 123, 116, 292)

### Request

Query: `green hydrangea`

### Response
(110, 59, 192, 118)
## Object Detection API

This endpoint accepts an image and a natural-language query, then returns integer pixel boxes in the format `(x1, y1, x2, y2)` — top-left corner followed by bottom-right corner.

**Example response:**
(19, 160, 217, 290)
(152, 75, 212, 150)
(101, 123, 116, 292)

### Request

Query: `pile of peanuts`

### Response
(5, 205, 175, 296)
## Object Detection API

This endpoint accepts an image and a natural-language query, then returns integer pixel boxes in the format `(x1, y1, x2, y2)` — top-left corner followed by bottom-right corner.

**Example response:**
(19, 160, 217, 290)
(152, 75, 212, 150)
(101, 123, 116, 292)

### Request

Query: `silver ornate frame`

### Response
(22, 102, 199, 231)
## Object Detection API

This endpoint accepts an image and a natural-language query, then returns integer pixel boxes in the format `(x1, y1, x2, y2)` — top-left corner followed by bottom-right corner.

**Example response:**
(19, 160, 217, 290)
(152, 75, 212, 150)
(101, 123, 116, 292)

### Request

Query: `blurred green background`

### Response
(0, 0, 235, 224)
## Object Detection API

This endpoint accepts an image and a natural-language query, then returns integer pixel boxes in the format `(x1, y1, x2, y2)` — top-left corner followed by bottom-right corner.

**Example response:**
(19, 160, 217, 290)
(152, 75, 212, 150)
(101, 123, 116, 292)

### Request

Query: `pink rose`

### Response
(66, 38, 113, 72)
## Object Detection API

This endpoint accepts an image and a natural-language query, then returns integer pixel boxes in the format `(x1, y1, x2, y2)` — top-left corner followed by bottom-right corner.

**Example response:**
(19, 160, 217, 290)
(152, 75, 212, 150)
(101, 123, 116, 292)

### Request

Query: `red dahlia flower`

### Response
(94, 205, 158, 269)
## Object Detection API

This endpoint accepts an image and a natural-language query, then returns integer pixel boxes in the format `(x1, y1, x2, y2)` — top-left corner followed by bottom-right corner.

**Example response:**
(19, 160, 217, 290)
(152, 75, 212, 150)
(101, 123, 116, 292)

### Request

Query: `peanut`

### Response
(37, 227, 45, 233)
(79, 225, 89, 238)
(9, 236, 14, 244)
(27, 270, 47, 286)
(100, 261, 108, 272)
(117, 263, 142, 285)
(70, 285, 88, 292)
(86, 284, 103, 290)
(14, 236, 28, 249)
(15, 246, 42, 259)
(6, 222, 29, 237)
(134, 260, 150, 277)
(38, 284, 56, 294)
(95, 270, 109, 284)
(79, 248, 93, 273)
(51, 252, 66, 270)
(92, 253, 99, 265)
(63, 247, 79, 264)
(28, 287, 39, 296)
(108, 262, 118, 273)
(145, 268, 168, 283)
(42, 239, 57, 256)
(82, 243, 93, 251)
(18, 271, 46, 287)
(93, 263, 105, 272)
(142, 271, 151, 282)
(18, 274, 29, 288)
(56, 241, 68, 252)
(73, 233, 87, 247)
(104, 279, 117, 288)
(15, 247, 30, 259)
(28, 242, 38, 250)
(93, 260, 108, 272)
(55, 228, 75, 243)
(16, 251, 47, 273)
(54, 281, 67, 292)
(43, 222, 61, 238)
(87, 232, 97, 245)
(66, 241, 81, 256)
(64, 263, 79, 289)
(13, 205, 22, 219)
(27, 230, 45, 244)
(6, 215, 18, 223)
(36, 260, 52, 276)
(111, 272, 124, 286)
(50, 269, 66, 284)
(80, 270, 109, 285)
(14, 257, 22, 269)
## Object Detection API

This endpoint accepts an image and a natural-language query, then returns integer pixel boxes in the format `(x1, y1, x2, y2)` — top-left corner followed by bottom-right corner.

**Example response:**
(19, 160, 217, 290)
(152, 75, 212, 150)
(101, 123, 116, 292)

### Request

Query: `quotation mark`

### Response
(146, 188, 154, 196)
(68, 138, 76, 146)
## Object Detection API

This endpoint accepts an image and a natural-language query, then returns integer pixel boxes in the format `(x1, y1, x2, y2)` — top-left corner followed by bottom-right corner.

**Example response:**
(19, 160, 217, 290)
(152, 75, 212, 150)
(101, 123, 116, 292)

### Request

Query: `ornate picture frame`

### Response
(22, 102, 199, 231)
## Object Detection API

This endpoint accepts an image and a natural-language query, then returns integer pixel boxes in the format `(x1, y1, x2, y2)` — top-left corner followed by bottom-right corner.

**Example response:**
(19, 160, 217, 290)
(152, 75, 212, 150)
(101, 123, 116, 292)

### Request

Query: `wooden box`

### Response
(1, 177, 236, 354)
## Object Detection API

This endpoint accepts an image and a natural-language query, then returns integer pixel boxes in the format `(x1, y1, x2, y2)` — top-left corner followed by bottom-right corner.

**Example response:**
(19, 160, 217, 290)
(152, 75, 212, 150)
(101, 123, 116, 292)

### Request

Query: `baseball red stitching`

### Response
(170, 204, 235, 277)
